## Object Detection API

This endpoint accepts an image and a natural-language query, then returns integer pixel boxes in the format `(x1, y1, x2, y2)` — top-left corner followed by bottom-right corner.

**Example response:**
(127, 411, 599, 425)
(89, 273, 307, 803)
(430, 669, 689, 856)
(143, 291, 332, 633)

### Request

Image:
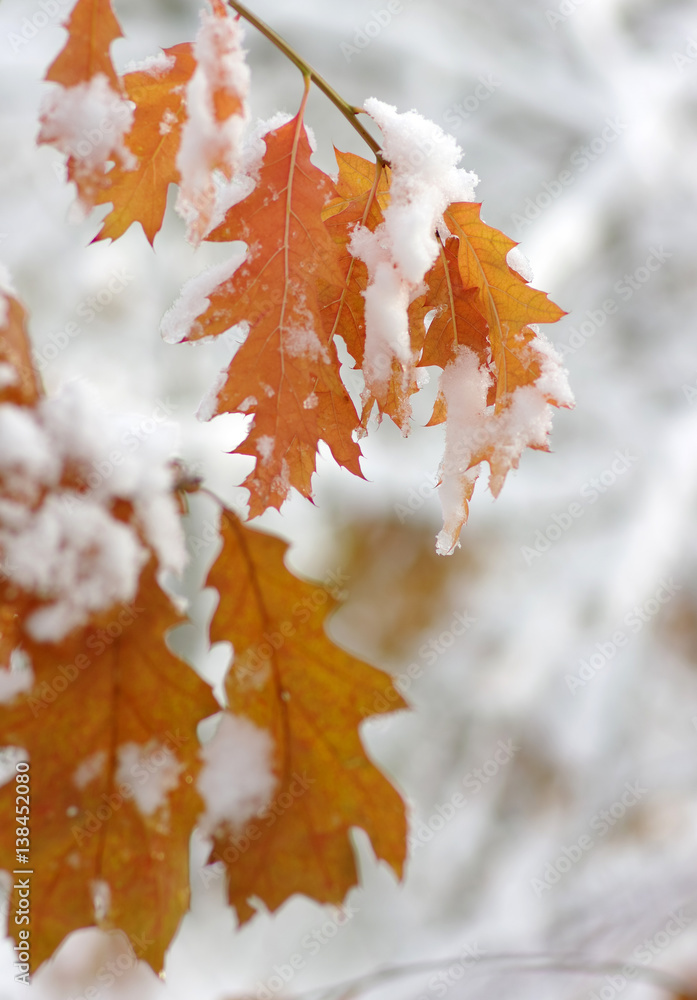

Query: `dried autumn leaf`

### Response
(175, 0, 250, 245)
(205, 508, 407, 921)
(0, 285, 42, 408)
(0, 286, 43, 666)
(322, 149, 426, 433)
(38, 0, 135, 210)
(93, 44, 197, 245)
(426, 203, 570, 554)
(172, 86, 362, 516)
(45, 0, 123, 91)
(0, 564, 218, 973)
(443, 202, 566, 409)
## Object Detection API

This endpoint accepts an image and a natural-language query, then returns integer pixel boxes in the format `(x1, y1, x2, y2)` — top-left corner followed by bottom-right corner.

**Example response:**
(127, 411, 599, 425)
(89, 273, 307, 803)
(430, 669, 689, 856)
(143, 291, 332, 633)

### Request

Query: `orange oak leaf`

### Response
(92, 43, 197, 244)
(205, 508, 407, 921)
(0, 288, 43, 666)
(322, 150, 426, 433)
(45, 0, 123, 91)
(0, 287, 42, 408)
(176, 0, 250, 245)
(422, 204, 570, 553)
(178, 84, 362, 516)
(0, 564, 218, 973)
(443, 202, 566, 410)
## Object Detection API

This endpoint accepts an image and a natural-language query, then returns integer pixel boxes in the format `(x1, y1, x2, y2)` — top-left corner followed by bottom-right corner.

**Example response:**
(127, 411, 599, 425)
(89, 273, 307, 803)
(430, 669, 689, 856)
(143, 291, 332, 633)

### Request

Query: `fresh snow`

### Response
(176, 6, 250, 244)
(116, 741, 184, 818)
(38, 74, 135, 176)
(197, 712, 276, 835)
(350, 99, 478, 398)
(0, 382, 186, 641)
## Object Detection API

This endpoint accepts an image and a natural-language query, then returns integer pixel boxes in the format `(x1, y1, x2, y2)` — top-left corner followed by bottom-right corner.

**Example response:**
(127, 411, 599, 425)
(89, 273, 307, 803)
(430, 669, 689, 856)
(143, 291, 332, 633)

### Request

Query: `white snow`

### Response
(350, 98, 478, 398)
(197, 712, 276, 835)
(176, 5, 250, 244)
(206, 111, 294, 232)
(284, 326, 330, 362)
(90, 879, 111, 921)
(0, 362, 17, 388)
(73, 750, 107, 790)
(506, 245, 534, 282)
(0, 383, 186, 641)
(255, 435, 274, 462)
(38, 74, 136, 178)
(434, 346, 563, 554)
(160, 247, 247, 344)
(116, 741, 184, 817)
(0, 265, 16, 327)
(123, 52, 175, 77)
(0, 663, 33, 703)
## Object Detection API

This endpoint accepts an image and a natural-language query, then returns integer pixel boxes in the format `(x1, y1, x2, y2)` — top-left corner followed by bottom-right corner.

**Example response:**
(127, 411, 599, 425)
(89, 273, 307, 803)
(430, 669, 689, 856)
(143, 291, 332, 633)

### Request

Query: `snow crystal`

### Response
(435, 346, 563, 554)
(124, 52, 175, 77)
(0, 382, 186, 641)
(196, 369, 228, 423)
(435, 348, 490, 556)
(159, 109, 178, 136)
(197, 713, 276, 835)
(0, 363, 18, 388)
(176, 7, 250, 244)
(284, 326, 330, 363)
(256, 435, 274, 462)
(207, 111, 293, 231)
(91, 879, 111, 921)
(0, 663, 33, 704)
(38, 74, 135, 173)
(303, 393, 318, 409)
(116, 741, 184, 817)
(529, 328, 575, 407)
(160, 247, 247, 344)
(238, 396, 257, 412)
(0, 263, 16, 298)
(7, 495, 146, 641)
(506, 245, 534, 282)
(73, 750, 107, 790)
(350, 98, 478, 396)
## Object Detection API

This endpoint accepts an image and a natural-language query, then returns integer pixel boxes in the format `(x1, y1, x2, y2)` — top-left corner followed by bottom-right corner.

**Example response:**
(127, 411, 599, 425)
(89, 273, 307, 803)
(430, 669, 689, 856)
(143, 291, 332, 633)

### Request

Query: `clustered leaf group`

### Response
(0, 0, 571, 975)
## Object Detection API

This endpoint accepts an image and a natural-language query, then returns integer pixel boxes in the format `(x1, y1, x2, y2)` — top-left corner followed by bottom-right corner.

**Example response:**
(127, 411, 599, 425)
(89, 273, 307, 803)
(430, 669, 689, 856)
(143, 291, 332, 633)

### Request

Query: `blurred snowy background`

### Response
(2, 0, 697, 997)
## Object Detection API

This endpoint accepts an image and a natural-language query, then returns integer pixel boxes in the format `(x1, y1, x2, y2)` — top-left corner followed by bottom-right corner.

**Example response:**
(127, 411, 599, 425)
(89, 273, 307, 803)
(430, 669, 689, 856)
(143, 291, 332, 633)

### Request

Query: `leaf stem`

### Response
(226, 0, 385, 164)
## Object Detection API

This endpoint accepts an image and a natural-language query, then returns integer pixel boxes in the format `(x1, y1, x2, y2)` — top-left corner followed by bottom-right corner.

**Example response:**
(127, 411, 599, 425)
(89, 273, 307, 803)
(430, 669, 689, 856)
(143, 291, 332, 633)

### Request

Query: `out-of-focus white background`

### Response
(2, 0, 697, 997)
